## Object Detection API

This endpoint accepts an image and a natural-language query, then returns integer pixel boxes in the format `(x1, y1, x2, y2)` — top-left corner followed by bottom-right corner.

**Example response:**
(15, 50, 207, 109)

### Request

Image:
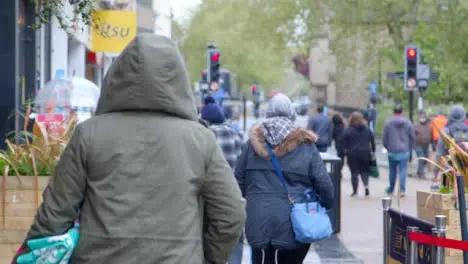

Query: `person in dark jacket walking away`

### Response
(235, 93, 334, 264)
(332, 113, 346, 173)
(340, 112, 375, 197)
(307, 105, 333, 152)
(201, 96, 244, 264)
(414, 112, 432, 179)
(383, 104, 415, 197)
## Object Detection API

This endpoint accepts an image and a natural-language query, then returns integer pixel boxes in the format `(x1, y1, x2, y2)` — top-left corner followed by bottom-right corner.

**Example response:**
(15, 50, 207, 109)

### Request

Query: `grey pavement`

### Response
(239, 115, 433, 263)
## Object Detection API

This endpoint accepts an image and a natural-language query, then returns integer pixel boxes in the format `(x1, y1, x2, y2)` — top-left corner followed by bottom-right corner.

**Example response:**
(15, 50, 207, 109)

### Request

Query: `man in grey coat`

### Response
(383, 104, 415, 197)
(19, 34, 246, 264)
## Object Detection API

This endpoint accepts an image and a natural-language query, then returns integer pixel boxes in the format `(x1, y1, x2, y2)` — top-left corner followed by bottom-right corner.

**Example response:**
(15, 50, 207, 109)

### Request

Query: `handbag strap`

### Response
(265, 143, 294, 203)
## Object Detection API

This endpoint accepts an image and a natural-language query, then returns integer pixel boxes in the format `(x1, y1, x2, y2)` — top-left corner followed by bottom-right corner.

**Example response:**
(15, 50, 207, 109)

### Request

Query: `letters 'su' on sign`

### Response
(90, 11, 137, 53)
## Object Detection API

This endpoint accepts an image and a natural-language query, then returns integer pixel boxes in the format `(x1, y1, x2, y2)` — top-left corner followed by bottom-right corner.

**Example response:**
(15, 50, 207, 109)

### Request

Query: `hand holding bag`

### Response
(266, 143, 332, 243)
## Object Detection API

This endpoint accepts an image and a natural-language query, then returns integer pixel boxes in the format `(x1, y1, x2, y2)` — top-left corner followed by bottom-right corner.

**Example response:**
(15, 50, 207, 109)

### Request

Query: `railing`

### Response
(382, 197, 447, 264)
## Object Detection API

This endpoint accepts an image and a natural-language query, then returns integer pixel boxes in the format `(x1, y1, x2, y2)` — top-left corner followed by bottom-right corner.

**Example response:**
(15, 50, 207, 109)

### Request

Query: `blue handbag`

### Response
(266, 143, 332, 243)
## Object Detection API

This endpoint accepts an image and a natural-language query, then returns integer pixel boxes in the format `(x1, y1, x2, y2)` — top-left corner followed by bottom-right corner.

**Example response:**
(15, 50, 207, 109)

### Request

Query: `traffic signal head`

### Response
(407, 48, 416, 59)
(404, 46, 419, 90)
(201, 71, 207, 82)
(209, 50, 221, 83)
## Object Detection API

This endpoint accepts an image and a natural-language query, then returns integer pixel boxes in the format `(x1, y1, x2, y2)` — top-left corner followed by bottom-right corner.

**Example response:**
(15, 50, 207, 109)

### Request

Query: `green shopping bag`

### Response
(369, 153, 379, 178)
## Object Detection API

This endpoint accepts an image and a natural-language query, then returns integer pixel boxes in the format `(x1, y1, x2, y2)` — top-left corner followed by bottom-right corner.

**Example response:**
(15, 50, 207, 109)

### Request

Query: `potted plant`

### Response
(0, 105, 76, 262)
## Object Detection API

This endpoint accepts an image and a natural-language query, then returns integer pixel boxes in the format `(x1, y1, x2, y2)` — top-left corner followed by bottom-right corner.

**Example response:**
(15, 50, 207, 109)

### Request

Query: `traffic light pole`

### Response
(206, 43, 216, 86)
(408, 90, 414, 163)
(418, 89, 424, 113)
(408, 90, 414, 123)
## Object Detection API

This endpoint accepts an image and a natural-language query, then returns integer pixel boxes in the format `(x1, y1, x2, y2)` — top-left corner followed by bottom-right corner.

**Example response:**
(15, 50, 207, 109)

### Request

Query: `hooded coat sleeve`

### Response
(202, 138, 246, 264)
(26, 125, 87, 239)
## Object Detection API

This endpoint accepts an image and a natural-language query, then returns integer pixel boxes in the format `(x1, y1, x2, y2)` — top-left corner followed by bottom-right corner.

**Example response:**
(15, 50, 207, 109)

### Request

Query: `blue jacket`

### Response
(307, 114, 333, 146)
(235, 126, 334, 250)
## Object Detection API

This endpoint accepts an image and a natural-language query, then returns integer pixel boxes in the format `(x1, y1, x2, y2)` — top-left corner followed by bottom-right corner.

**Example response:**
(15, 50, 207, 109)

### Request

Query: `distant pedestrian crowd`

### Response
(312, 101, 468, 198)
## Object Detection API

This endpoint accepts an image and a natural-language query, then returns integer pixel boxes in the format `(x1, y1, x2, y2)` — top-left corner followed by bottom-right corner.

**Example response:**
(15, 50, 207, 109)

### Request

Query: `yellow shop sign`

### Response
(91, 10, 137, 53)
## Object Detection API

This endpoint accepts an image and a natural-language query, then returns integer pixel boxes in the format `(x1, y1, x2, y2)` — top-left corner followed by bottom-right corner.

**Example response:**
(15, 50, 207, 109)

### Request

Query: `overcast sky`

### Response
(170, 0, 201, 22)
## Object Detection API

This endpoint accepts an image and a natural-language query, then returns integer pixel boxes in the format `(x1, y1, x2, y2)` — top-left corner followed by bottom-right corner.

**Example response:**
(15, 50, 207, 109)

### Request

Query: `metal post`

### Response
(456, 175, 468, 263)
(409, 90, 414, 123)
(418, 90, 424, 113)
(435, 215, 446, 231)
(406, 226, 419, 264)
(242, 95, 247, 132)
(431, 228, 443, 264)
(434, 215, 446, 264)
(382, 197, 392, 264)
(408, 91, 414, 162)
(14, 0, 20, 144)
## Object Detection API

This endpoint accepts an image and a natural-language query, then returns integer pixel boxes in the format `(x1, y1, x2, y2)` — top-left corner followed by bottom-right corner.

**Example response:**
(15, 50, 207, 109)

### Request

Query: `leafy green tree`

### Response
(313, 0, 468, 103)
(180, 0, 291, 91)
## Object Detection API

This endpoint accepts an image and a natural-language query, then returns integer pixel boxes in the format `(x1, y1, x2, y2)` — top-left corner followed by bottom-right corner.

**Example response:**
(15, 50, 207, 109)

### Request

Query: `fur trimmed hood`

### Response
(250, 125, 318, 159)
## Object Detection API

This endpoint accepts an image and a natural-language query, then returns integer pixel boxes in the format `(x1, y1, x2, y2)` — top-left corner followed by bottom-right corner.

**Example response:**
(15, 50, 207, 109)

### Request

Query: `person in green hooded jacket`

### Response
(17, 34, 246, 264)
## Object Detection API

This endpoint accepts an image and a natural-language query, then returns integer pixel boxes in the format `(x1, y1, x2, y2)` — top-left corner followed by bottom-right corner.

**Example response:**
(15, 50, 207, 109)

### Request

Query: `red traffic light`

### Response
(407, 48, 416, 59)
(211, 52, 220, 62)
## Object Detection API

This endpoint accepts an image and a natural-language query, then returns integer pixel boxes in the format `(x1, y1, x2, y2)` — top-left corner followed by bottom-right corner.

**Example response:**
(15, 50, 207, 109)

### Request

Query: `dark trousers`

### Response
(347, 154, 370, 193)
(251, 244, 310, 264)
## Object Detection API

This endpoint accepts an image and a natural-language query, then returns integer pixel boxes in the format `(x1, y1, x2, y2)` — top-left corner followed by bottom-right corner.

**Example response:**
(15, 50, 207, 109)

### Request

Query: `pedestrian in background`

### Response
(365, 103, 377, 134)
(383, 104, 415, 197)
(430, 111, 448, 189)
(367, 103, 377, 134)
(201, 96, 245, 264)
(331, 112, 346, 174)
(15, 34, 246, 264)
(430, 110, 447, 189)
(414, 112, 432, 179)
(235, 94, 334, 264)
(435, 105, 468, 188)
(229, 106, 243, 133)
(340, 111, 375, 197)
(307, 105, 333, 152)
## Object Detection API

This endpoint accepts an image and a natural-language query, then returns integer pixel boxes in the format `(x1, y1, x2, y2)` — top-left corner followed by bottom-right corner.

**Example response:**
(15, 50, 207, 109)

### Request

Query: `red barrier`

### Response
(408, 232, 468, 251)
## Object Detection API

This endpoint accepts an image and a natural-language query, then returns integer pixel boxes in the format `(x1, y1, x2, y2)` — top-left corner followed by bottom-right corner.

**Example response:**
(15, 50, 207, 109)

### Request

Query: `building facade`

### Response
(0, 0, 172, 149)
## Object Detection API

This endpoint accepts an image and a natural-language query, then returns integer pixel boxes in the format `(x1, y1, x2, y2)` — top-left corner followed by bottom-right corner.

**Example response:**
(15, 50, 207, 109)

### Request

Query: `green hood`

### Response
(95, 33, 197, 121)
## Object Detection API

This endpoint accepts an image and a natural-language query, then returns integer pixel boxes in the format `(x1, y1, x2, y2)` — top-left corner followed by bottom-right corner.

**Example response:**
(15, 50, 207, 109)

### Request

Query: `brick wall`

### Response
(0, 176, 50, 262)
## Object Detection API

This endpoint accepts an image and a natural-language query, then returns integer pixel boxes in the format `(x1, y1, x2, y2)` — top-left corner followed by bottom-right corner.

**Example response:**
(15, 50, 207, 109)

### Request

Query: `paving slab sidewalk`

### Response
(338, 165, 432, 263)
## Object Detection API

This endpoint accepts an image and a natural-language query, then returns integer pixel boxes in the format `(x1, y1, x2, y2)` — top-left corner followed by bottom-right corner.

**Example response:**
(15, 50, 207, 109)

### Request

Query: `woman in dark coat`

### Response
(235, 94, 334, 264)
(340, 111, 375, 197)
(331, 113, 346, 172)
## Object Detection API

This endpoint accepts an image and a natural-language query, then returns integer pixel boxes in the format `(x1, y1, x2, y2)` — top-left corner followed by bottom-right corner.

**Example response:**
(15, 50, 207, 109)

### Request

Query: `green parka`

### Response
(24, 34, 246, 264)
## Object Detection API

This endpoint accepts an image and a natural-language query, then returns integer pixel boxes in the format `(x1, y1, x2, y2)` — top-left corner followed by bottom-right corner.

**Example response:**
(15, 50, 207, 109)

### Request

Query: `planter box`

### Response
(0, 176, 50, 262)
(417, 190, 466, 264)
